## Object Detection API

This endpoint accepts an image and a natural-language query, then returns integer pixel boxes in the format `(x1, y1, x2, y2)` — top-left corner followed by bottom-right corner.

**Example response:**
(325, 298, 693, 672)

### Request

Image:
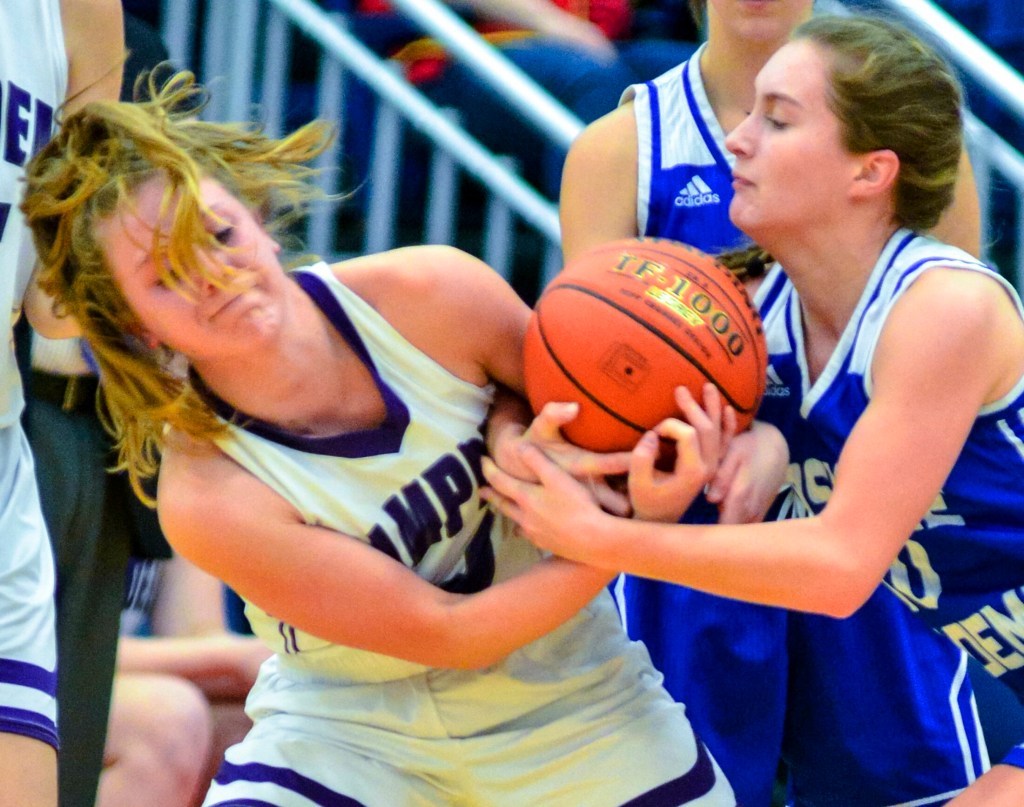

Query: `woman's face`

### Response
(706, 0, 815, 45)
(724, 39, 863, 245)
(96, 174, 287, 361)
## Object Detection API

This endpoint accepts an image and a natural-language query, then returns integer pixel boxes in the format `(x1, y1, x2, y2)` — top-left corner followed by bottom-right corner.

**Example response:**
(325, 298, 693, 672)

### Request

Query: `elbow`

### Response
(814, 556, 882, 619)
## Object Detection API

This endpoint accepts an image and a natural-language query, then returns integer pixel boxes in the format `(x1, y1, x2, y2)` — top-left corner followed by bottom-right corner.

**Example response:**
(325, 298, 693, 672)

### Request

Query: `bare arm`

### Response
(447, 0, 616, 57)
(116, 553, 270, 700)
(159, 248, 614, 669)
(559, 104, 640, 262)
(150, 553, 234, 638)
(115, 634, 270, 701)
(947, 765, 1024, 806)
(0, 735, 56, 807)
(483, 267, 1024, 616)
(158, 442, 613, 670)
(60, 0, 124, 113)
(26, 0, 124, 337)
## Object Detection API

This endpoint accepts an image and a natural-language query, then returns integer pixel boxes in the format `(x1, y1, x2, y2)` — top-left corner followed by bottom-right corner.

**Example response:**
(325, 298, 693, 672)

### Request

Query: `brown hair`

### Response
(794, 14, 963, 231)
(688, 0, 705, 25)
(22, 71, 334, 501)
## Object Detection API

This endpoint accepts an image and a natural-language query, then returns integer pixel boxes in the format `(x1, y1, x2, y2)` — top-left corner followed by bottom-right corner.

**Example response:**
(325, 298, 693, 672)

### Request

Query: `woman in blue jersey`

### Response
(484, 14, 1024, 806)
(560, 3, 990, 806)
(21, 73, 738, 806)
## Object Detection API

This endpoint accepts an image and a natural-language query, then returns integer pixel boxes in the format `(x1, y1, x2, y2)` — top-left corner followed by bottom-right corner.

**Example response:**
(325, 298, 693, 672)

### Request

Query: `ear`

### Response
(850, 148, 900, 202)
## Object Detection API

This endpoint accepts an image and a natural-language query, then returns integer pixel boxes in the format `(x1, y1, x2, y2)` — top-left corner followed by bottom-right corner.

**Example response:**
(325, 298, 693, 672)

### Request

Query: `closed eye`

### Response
(213, 225, 235, 245)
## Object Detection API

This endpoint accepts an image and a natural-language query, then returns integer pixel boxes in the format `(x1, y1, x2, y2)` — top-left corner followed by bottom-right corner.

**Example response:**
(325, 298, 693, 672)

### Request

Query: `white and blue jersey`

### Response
(757, 231, 1024, 771)
(197, 262, 737, 807)
(625, 45, 748, 257)
(624, 55, 988, 806)
(0, 0, 66, 750)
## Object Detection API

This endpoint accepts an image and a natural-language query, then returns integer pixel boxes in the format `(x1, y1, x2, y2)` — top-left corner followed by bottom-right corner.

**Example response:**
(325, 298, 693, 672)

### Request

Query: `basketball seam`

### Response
(542, 283, 754, 414)
(534, 314, 648, 435)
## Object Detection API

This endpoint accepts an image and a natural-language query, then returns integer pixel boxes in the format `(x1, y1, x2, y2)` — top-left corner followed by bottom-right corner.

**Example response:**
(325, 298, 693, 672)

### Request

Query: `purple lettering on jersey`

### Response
(366, 439, 491, 571)
(4, 82, 32, 166)
(32, 100, 54, 156)
(424, 455, 473, 538)
(382, 481, 442, 565)
(457, 437, 486, 488)
(439, 510, 496, 595)
(367, 524, 402, 561)
(0, 203, 10, 242)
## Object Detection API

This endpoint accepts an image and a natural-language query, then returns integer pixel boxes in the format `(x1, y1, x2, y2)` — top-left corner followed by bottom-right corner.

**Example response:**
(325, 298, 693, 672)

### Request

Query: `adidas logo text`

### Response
(764, 365, 791, 397)
(674, 175, 720, 208)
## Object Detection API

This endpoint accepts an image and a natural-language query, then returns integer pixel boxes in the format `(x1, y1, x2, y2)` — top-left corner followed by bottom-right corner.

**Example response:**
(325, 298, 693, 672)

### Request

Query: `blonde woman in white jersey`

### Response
(0, 1, 121, 805)
(21, 73, 741, 806)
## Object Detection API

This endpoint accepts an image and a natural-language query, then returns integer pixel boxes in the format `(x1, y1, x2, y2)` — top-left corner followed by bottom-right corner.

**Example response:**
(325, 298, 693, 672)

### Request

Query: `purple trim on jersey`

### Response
(192, 270, 411, 459)
(0, 658, 56, 695)
(682, 59, 732, 176)
(207, 801, 293, 807)
(213, 760, 367, 805)
(0, 707, 59, 750)
(619, 737, 717, 806)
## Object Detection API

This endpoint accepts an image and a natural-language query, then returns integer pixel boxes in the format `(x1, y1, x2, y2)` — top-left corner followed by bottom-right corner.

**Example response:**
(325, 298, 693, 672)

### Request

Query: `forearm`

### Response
(589, 510, 879, 617)
(438, 556, 616, 668)
(117, 636, 268, 698)
(450, 0, 581, 33)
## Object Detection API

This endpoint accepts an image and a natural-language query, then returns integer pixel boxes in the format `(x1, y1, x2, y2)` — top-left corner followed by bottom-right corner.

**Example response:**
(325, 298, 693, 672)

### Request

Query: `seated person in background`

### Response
(99, 551, 270, 807)
(338, 0, 701, 198)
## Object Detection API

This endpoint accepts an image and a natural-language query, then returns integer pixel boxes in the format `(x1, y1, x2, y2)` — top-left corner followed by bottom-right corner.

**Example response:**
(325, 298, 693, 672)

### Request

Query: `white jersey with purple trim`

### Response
(0, 0, 67, 427)
(0, 0, 64, 750)
(201, 262, 736, 806)
(756, 229, 1024, 770)
(0, 427, 57, 749)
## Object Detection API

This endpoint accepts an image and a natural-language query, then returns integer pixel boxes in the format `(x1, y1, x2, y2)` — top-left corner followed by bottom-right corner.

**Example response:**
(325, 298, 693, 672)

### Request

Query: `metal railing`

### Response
(160, 0, 567, 287)
(159, 0, 1024, 294)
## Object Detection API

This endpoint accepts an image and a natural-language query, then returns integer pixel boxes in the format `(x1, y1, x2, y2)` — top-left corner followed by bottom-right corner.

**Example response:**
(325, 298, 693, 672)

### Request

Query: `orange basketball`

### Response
(523, 237, 767, 452)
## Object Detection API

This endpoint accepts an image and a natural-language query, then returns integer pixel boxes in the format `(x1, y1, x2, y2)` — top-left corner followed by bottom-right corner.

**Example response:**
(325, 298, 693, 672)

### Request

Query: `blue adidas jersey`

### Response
(626, 46, 748, 256)
(623, 55, 990, 805)
(757, 230, 1024, 768)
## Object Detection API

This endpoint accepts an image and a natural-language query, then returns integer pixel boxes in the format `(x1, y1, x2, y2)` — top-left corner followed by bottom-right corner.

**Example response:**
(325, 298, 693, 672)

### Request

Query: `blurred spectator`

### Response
(337, 0, 701, 198)
(97, 553, 269, 807)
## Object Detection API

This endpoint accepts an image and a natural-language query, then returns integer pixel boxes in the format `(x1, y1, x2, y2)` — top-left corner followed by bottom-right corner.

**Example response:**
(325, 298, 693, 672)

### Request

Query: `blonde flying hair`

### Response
(22, 71, 334, 502)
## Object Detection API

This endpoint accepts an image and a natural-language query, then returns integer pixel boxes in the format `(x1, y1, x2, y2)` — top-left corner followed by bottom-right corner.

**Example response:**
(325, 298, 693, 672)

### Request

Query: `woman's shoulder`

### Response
(327, 245, 488, 302)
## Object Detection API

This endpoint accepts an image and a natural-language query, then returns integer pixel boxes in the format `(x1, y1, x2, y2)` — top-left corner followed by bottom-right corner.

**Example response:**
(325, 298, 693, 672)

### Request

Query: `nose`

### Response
(725, 113, 755, 159)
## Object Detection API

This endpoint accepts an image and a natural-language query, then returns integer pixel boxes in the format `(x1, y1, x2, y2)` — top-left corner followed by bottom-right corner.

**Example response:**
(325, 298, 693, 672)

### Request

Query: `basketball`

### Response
(523, 237, 767, 452)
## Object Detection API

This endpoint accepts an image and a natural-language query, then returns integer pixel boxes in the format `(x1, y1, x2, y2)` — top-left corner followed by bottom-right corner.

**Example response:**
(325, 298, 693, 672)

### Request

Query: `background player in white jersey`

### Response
(0, 1, 121, 804)
(484, 14, 1024, 806)
(21, 73, 740, 806)
(556, 2, 992, 805)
